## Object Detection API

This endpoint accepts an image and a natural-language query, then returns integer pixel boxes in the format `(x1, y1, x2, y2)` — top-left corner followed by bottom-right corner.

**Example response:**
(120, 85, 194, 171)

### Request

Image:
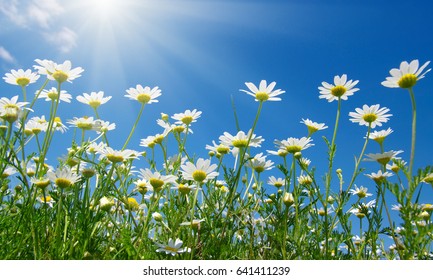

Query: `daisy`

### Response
(386, 159, 406, 173)
(283, 192, 295, 206)
(318, 74, 359, 102)
(47, 166, 80, 189)
(3, 69, 39, 87)
(219, 130, 264, 148)
(301, 118, 328, 136)
(297, 174, 313, 185)
(24, 118, 48, 134)
(171, 109, 202, 125)
(124, 85, 161, 104)
(348, 185, 372, 198)
(155, 238, 190, 256)
(205, 140, 231, 156)
(349, 104, 392, 128)
(0, 96, 29, 123)
(139, 168, 177, 191)
(275, 137, 314, 154)
(266, 148, 289, 158)
(368, 128, 393, 144)
(86, 141, 107, 154)
(76, 91, 112, 109)
(364, 150, 403, 165)
(247, 153, 274, 173)
(365, 170, 393, 184)
(180, 158, 219, 183)
(34, 59, 84, 83)
(37, 195, 54, 207)
(240, 80, 285, 102)
(139, 130, 170, 148)
(30, 176, 51, 189)
(38, 87, 72, 103)
(99, 196, 115, 212)
(171, 182, 197, 195)
(267, 176, 285, 188)
(53, 117, 68, 133)
(99, 147, 139, 163)
(67, 116, 98, 131)
(93, 120, 116, 134)
(299, 158, 311, 168)
(381, 59, 431, 89)
(1, 166, 16, 178)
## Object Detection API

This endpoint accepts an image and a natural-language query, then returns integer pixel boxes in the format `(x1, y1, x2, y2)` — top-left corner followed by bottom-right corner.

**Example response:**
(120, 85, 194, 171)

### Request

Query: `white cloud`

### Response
(44, 27, 77, 53)
(0, 46, 15, 63)
(0, 0, 77, 53)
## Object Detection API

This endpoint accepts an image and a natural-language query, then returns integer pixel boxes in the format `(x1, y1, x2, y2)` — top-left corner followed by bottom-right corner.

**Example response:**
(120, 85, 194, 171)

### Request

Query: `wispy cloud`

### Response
(0, 46, 15, 63)
(45, 27, 77, 54)
(0, 0, 77, 53)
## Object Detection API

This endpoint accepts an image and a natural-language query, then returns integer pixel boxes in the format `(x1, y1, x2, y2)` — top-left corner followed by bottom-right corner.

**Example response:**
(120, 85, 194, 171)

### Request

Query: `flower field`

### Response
(0, 59, 432, 260)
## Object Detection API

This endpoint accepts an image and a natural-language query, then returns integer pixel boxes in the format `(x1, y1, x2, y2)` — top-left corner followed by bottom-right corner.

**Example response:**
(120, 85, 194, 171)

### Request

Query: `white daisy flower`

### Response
(37, 195, 55, 207)
(47, 166, 80, 189)
(422, 173, 433, 185)
(219, 130, 264, 148)
(349, 104, 392, 128)
(368, 128, 393, 144)
(0, 96, 29, 123)
(124, 85, 161, 104)
(382, 59, 431, 89)
(206, 140, 231, 156)
(3, 69, 39, 86)
(171, 109, 202, 125)
(348, 185, 372, 198)
(365, 170, 393, 184)
(67, 116, 98, 131)
(34, 59, 84, 83)
(38, 87, 72, 103)
(364, 150, 403, 165)
(139, 168, 177, 191)
(76, 91, 112, 108)
(267, 176, 285, 188)
(99, 147, 139, 163)
(275, 137, 314, 154)
(53, 117, 68, 133)
(240, 80, 285, 102)
(155, 238, 190, 256)
(297, 174, 313, 185)
(247, 153, 274, 173)
(300, 118, 328, 136)
(266, 148, 289, 158)
(86, 141, 107, 154)
(93, 120, 116, 134)
(180, 158, 219, 183)
(318, 74, 359, 102)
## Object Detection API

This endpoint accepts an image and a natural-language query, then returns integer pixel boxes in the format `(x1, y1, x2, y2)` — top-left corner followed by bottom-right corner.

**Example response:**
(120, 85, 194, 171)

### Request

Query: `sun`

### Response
(85, 0, 122, 20)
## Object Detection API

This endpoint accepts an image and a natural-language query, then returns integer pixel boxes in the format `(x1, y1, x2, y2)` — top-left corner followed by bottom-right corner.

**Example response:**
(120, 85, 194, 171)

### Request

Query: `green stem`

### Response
(408, 88, 417, 181)
(122, 103, 145, 150)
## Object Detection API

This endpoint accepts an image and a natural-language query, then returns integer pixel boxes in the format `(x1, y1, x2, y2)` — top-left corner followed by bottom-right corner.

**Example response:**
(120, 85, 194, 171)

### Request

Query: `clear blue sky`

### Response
(1, 0, 433, 206)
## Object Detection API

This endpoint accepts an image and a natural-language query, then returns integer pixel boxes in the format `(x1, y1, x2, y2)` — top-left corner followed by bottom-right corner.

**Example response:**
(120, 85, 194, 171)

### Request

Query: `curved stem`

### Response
(122, 103, 145, 150)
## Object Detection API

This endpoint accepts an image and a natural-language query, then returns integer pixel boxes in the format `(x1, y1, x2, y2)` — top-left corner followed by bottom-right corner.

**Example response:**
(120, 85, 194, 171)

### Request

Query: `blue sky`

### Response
(1, 0, 433, 207)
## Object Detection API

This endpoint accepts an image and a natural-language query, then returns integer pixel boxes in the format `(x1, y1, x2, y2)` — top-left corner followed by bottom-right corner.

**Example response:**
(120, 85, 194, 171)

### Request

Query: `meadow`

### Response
(0, 58, 432, 260)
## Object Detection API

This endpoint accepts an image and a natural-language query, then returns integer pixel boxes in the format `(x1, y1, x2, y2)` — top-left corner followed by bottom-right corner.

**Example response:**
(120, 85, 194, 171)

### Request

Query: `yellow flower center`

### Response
(126, 197, 139, 211)
(254, 166, 265, 173)
(40, 195, 52, 203)
(192, 170, 207, 182)
(149, 178, 165, 191)
(137, 93, 151, 104)
(376, 157, 391, 165)
(356, 213, 365, 219)
(178, 184, 191, 195)
(232, 139, 248, 148)
(331, 85, 347, 97)
(88, 100, 101, 108)
(398, 73, 417, 89)
(173, 126, 185, 133)
(35, 179, 50, 189)
(362, 113, 377, 123)
(153, 135, 165, 144)
(4, 104, 18, 110)
(255, 92, 269, 102)
(55, 178, 73, 189)
(47, 91, 59, 100)
(216, 145, 230, 154)
(16, 77, 30, 87)
(423, 175, 433, 184)
(164, 246, 179, 253)
(277, 149, 289, 157)
(52, 70, 68, 83)
(286, 145, 302, 154)
(273, 182, 283, 188)
(181, 116, 193, 125)
(77, 121, 94, 130)
(106, 154, 124, 163)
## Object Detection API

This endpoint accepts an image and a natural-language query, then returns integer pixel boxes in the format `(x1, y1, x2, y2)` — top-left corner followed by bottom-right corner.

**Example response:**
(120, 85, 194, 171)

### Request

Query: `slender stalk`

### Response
(408, 88, 417, 180)
(122, 103, 145, 150)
